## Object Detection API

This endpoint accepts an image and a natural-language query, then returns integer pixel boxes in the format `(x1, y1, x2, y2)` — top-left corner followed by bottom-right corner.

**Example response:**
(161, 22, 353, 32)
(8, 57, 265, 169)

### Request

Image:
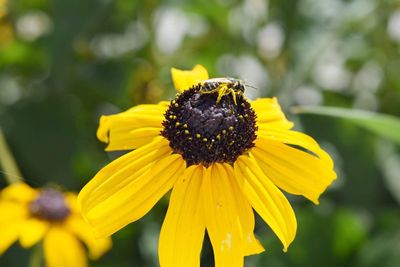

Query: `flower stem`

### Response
(29, 243, 44, 267)
(0, 127, 22, 184)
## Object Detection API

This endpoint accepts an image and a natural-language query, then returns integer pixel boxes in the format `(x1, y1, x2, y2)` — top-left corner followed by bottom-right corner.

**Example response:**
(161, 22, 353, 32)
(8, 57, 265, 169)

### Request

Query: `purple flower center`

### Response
(29, 189, 70, 222)
(162, 84, 257, 166)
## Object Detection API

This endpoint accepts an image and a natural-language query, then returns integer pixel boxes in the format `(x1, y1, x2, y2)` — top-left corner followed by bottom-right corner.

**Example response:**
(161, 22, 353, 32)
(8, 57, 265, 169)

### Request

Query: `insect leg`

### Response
(200, 88, 219, 94)
(231, 89, 238, 105)
(216, 85, 227, 104)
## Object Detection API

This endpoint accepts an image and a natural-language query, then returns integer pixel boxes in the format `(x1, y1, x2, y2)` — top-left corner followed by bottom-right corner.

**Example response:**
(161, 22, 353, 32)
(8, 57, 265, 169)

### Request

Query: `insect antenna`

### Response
(244, 82, 259, 91)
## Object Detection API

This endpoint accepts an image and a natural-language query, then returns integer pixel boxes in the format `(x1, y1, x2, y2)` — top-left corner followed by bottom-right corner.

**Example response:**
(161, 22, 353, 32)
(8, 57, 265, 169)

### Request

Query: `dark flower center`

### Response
(161, 84, 257, 166)
(29, 189, 70, 222)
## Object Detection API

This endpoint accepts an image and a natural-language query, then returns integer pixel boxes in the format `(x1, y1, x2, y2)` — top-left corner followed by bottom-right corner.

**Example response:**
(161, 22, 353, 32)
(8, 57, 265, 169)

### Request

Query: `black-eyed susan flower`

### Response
(79, 65, 336, 267)
(0, 183, 111, 267)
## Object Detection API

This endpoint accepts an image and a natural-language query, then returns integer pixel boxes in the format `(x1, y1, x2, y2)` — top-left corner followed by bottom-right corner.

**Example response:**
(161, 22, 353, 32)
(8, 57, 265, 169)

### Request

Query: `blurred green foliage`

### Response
(1, 0, 399, 266)
(293, 106, 400, 144)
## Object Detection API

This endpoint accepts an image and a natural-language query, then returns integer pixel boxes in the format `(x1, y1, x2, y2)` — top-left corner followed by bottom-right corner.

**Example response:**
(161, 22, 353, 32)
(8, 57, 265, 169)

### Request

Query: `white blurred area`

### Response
(299, 0, 376, 24)
(387, 11, 400, 43)
(16, 10, 53, 41)
(154, 8, 208, 54)
(216, 54, 268, 99)
(257, 22, 284, 59)
(299, 0, 343, 22)
(228, 0, 268, 43)
(312, 47, 352, 92)
(352, 61, 383, 111)
(0, 76, 22, 105)
(294, 85, 323, 106)
(90, 21, 149, 59)
(353, 61, 383, 93)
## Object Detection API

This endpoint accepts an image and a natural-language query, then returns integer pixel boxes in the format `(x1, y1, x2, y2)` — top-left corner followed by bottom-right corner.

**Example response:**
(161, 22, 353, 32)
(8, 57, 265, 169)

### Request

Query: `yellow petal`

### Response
(79, 137, 171, 213)
(253, 137, 336, 204)
(81, 150, 185, 237)
(0, 183, 38, 203)
(44, 227, 87, 267)
(0, 201, 29, 224)
(159, 165, 205, 267)
(257, 129, 334, 168)
(221, 164, 265, 256)
(234, 156, 297, 252)
(0, 221, 23, 255)
(66, 215, 112, 259)
(171, 65, 209, 93)
(19, 218, 49, 248)
(96, 102, 168, 151)
(65, 193, 79, 214)
(201, 164, 243, 267)
(251, 98, 293, 130)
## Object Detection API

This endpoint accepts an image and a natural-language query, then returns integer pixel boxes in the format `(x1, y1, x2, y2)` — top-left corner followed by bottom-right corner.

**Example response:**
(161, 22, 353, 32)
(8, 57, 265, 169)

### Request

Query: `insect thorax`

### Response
(200, 78, 245, 93)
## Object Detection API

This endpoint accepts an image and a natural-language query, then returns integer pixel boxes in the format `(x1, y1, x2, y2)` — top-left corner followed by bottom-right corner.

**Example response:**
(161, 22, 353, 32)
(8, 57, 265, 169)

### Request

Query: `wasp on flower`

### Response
(198, 77, 245, 105)
(78, 64, 337, 267)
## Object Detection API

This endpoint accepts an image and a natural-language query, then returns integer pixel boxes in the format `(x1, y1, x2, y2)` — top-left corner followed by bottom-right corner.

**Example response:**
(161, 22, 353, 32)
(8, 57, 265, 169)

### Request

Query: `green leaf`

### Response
(292, 106, 400, 144)
(332, 209, 368, 259)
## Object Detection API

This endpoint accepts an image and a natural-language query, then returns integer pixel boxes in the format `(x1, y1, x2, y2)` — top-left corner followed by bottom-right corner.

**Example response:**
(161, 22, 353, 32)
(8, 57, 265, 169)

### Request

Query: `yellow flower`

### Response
(79, 64, 336, 267)
(0, 0, 7, 19)
(0, 183, 111, 267)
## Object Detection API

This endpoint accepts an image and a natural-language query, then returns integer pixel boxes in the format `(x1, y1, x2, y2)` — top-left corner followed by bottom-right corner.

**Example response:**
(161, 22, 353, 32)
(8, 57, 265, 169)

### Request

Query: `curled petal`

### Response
(253, 136, 336, 204)
(257, 129, 334, 168)
(234, 156, 297, 252)
(97, 102, 168, 151)
(171, 65, 209, 92)
(251, 98, 293, 130)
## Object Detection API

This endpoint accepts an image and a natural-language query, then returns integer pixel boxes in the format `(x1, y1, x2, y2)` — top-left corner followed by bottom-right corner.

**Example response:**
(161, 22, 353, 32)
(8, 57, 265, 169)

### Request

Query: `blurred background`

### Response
(1, 0, 400, 266)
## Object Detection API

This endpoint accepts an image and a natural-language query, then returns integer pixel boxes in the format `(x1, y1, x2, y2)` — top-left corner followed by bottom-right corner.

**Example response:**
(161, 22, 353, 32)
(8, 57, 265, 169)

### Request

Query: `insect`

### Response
(199, 77, 245, 105)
